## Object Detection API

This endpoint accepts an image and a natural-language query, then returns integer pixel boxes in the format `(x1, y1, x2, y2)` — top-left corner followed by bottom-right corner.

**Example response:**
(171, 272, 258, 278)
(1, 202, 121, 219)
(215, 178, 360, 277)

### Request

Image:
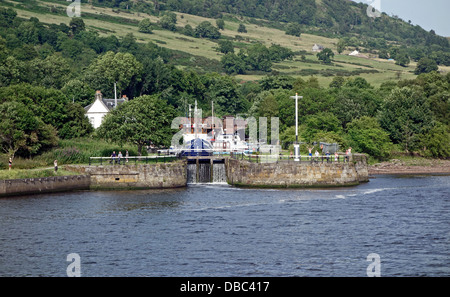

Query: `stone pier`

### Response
(225, 154, 369, 188)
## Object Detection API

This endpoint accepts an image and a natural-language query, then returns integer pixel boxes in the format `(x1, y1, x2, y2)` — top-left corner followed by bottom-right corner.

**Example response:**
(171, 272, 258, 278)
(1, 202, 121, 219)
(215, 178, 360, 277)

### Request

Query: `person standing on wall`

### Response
(118, 151, 123, 165)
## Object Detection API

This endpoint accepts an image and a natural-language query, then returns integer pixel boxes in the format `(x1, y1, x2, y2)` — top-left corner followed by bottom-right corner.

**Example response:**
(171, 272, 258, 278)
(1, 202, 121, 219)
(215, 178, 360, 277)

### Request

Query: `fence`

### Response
(89, 155, 180, 165)
(231, 153, 353, 164)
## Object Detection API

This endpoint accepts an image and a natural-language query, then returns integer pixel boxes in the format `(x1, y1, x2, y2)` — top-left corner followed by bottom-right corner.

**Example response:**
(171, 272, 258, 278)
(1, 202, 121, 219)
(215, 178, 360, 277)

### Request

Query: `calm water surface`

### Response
(0, 175, 448, 276)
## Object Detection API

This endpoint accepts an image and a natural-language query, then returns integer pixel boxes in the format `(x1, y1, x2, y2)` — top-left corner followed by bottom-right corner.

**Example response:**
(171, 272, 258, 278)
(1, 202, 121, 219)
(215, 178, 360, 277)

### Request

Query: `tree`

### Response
(0, 101, 58, 158)
(238, 24, 247, 33)
(58, 103, 93, 139)
(0, 83, 69, 132)
(195, 21, 221, 39)
(285, 22, 301, 37)
(221, 53, 246, 74)
(69, 18, 86, 36)
(258, 94, 279, 119)
(329, 76, 345, 88)
(17, 21, 39, 44)
(347, 116, 392, 160)
(28, 54, 71, 89)
(138, 18, 153, 34)
(336, 39, 346, 54)
(202, 73, 249, 116)
(0, 7, 17, 28)
(259, 75, 295, 90)
(268, 44, 294, 62)
(414, 58, 438, 75)
(218, 40, 234, 54)
(61, 79, 95, 107)
(183, 24, 194, 36)
(302, 112, 341, 143)
(344, 77, 372, 89)
(216, 19, 225, 30)
(332, 86, 381, 128)
(395, 52, 410, 67)
(379, 87, 433, 152)
(97, 94, 177, 155)
(0, 56, 24, 87)
(317, 48, 334, 64)
(84, 51, 142, 98)
(159, 13, 177, 31)
(418, 122, 450, 158)
(378, 49, 389, 59)
(245, 43, 272, 72)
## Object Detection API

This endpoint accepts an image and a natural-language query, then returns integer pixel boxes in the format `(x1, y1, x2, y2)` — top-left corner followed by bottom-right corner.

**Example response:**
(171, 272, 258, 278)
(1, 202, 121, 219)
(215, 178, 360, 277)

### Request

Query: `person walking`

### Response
(9, 157, 12, 170)
(125, 150, 129, 163)
(54, 160, 58, 172)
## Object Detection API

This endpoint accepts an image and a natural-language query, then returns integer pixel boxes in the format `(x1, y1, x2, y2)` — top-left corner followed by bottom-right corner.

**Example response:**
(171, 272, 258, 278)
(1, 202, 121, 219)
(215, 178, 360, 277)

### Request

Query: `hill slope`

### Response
(1, 0, 449, 86)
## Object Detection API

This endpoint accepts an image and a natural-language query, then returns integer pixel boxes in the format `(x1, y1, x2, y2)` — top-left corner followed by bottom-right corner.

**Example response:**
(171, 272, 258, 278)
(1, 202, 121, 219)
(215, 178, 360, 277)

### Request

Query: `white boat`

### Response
(212, 132, 250, 154)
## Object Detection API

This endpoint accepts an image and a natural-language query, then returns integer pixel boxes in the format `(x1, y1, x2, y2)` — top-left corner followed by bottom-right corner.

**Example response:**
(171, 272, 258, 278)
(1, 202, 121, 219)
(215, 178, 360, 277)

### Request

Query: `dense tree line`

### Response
(0, 7, 449, 160)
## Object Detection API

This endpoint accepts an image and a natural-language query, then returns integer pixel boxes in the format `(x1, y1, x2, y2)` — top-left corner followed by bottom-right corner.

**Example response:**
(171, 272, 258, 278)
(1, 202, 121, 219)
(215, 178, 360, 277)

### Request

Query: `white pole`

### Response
(290, 93, 303, 161)
(114, 82, 117, 109)
(194, 100, 198, 139)
(211, 101, 214, 140)
(189, 104, 191, 133)
(295, 93, 298, 143)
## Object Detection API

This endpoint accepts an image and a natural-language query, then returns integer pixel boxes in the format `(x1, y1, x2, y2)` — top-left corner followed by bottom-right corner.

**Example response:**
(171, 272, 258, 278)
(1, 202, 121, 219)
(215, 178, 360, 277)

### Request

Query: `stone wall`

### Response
(0, 175, 90, 197)
(0, 156, 368, 196)
(225, 154, 369, 188)
(66, 161, 187, 190)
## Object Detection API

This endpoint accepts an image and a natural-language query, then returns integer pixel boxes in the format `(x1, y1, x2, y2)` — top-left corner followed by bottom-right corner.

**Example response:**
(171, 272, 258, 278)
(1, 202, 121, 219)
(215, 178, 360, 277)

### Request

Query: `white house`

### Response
(312, 44, 324, 52)
(84, 90, 128, 129)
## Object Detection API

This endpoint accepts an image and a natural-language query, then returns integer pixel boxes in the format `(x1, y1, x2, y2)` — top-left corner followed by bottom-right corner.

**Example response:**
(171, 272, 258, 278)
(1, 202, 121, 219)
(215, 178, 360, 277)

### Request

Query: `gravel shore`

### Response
(369, 159, 450, 175)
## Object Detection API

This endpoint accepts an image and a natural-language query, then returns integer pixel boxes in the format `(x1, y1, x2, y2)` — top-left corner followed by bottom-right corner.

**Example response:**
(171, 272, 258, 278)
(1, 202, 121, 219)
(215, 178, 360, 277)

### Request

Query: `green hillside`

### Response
(2, 0, 449, 86)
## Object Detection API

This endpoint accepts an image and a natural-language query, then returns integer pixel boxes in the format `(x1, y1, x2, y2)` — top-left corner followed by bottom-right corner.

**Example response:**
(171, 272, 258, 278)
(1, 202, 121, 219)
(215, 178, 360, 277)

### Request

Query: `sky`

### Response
(353, 0, 450, 37)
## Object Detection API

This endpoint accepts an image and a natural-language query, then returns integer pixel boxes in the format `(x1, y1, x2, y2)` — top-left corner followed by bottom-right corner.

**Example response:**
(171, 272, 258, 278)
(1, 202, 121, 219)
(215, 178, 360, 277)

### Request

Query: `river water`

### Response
(0, 174, 448, 277)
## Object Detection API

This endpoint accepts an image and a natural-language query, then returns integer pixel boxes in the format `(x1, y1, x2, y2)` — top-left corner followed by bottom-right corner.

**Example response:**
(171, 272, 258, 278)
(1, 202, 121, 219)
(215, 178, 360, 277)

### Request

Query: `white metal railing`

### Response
(89, 155, 179, 165)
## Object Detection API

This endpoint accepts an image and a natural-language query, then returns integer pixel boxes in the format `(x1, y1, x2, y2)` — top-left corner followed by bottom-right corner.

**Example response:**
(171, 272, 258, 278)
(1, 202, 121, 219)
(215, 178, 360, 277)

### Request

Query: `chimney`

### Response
(95, 90, 102, 101)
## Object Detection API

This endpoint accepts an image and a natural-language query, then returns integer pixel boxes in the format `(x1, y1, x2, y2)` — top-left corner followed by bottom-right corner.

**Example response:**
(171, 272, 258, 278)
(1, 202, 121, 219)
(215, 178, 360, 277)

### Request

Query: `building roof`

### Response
(84, 91, 128, 113)
(312, 44, 324, 51)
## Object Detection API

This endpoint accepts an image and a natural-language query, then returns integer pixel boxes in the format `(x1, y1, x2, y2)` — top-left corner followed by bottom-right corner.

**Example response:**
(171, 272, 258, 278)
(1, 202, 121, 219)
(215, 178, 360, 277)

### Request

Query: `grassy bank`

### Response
(0, 137, 144, 170)
(0, 168, 79, 180)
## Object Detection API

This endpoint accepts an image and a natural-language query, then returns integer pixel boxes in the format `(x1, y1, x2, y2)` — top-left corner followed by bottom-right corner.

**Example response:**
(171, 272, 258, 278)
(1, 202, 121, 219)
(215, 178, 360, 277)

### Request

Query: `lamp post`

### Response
(290, 93, 303, 161)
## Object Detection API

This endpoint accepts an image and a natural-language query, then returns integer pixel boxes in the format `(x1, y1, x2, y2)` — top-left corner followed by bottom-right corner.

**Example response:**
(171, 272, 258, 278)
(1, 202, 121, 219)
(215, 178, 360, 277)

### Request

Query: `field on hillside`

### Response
(3, 0, 440, 87)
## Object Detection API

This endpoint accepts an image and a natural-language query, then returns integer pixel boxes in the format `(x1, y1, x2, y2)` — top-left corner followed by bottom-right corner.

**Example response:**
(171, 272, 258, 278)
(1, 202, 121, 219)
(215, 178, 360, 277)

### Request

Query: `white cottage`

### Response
(84, 90, 128, 129)
(312, 44, 324, 52)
